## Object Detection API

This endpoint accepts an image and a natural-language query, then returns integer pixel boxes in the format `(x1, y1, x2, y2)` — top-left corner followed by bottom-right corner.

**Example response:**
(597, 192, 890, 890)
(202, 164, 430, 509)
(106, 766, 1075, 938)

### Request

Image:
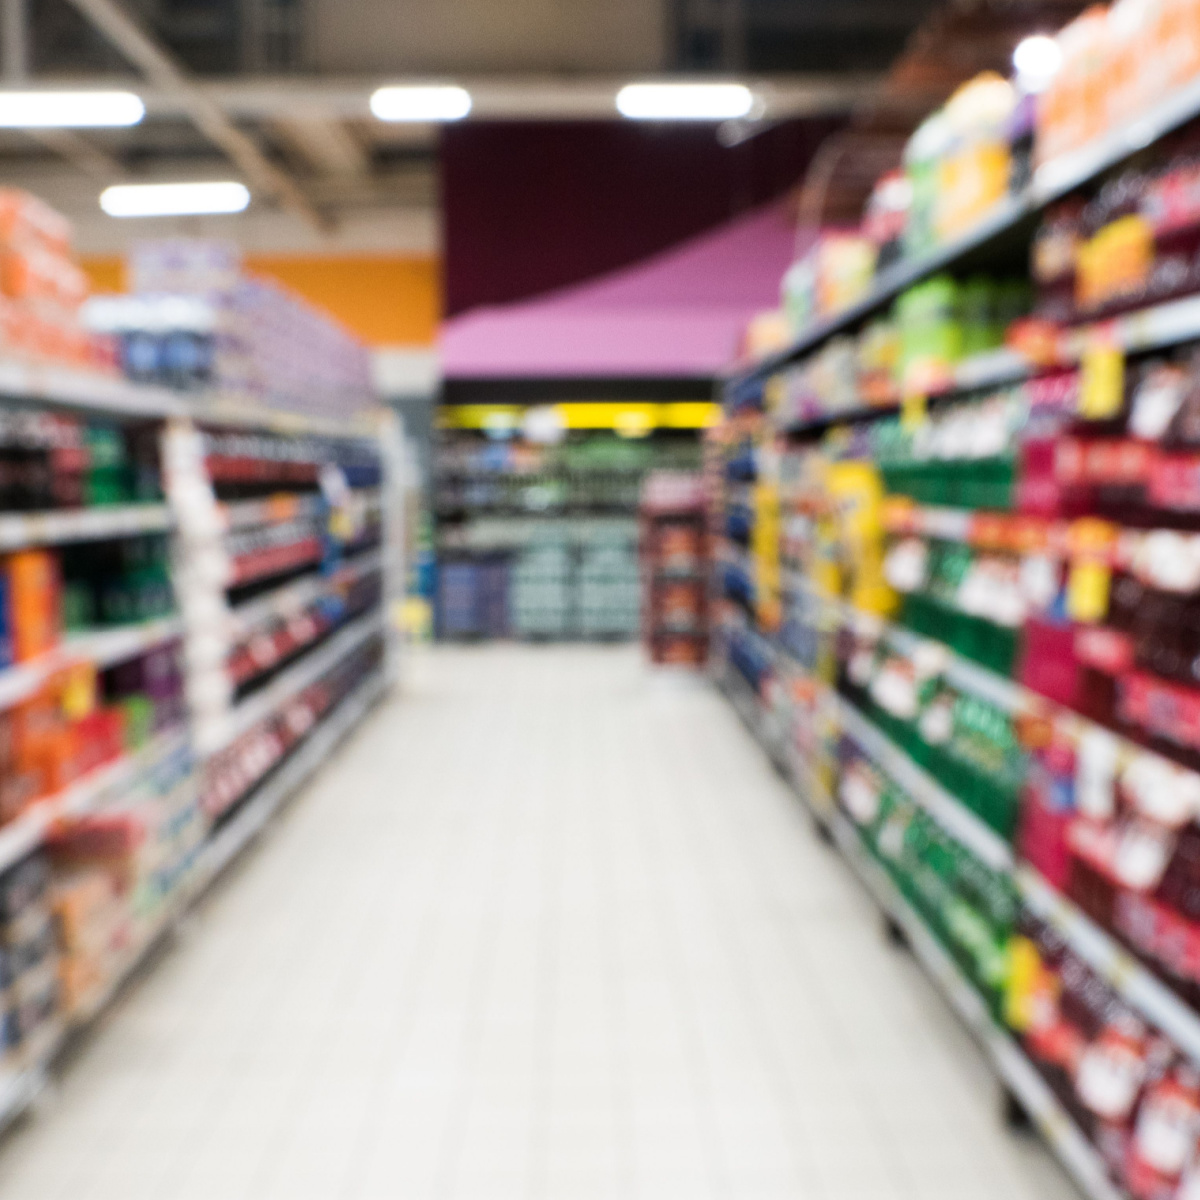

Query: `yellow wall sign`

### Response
(438, 401, 720, 432)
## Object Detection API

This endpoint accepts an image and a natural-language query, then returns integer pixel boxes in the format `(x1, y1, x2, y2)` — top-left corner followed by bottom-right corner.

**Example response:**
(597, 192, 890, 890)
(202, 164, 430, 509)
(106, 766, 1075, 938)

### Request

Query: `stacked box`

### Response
(475, 558, 510, 638)
(435, 557, 510, 638)
(436, 561, 483, 638)
(511, 541, 572, 638)
(577, 536, 639, 637)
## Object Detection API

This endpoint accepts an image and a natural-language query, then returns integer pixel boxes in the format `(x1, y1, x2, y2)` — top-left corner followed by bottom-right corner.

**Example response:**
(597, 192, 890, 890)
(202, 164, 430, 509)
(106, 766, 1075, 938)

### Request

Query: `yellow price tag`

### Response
(1079, 336, 1125, 420)
(1066, 561, 1112, 624)
(60, 662, 97, 721)
(901, 393, 928, 432)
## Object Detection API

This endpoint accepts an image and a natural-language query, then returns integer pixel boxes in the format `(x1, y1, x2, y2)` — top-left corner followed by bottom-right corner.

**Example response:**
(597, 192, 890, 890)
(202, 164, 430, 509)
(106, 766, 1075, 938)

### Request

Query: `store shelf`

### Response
(0, 504, 172, 553)
(833, 695, 1015, 873)
(786, 573, 1028, 714)
(0, 668, 388, 1138)
(229, 538, 323, 589)
(1015, 864, 1200, 1065)
(0, 616, 183, 711)
(0, 360, 379, 437)
(886, 503, 977, 542)
(0, 725, 189, 882)
(768, 585, 1024, 861)
(197, 668, 387, 885)
(734, 196, 1032, 387)
(732, 71, 1200, 391)
(781, 569, 1200, 1063)
(197, 397, 377, 440)
(227, 550, 383, 639)
(1030, 70, 1200, 205)
(829, 813, 1124, 1200)
(777, 347, 1035, 435)
(65, 617, 186, 671)
(220, 494, 324, 532)
(0, 360, 188, 420)
(719, 665, 1123, 1200)
(763, 287, 1200, 436)
(217, 608, 385, 751)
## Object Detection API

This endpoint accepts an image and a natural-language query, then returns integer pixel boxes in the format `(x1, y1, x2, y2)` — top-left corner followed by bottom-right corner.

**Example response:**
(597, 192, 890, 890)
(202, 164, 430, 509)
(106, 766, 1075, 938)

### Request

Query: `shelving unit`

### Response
(0, 504, 172, 552)
(719, 658, 1124, 1200)
(0, 357, 403, 1137)
(834, 697, 1014, 871)
(227, 549, 383, 640)
(720, 656, 1122, 1196)
(215, 609, 386, 752)
(732, 69, 1200, 389)
(0, 615, 185, 710)
(0, 726, 188, 879)
(708, 64, 1200, 1196)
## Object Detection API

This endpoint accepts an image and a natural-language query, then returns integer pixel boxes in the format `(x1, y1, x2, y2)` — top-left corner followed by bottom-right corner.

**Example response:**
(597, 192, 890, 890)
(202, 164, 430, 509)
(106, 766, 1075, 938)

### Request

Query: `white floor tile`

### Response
(0, 645, 1082, 1200)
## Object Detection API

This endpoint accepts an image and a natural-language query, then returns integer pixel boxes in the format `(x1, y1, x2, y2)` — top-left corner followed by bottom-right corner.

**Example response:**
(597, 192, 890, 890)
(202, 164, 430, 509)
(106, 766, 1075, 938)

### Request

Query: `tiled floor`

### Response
(0, 645, 1079, 1200)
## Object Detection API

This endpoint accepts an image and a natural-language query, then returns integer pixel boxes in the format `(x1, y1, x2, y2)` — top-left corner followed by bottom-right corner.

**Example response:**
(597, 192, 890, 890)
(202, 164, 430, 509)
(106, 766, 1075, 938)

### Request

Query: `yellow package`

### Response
(824, 460, 899, 617)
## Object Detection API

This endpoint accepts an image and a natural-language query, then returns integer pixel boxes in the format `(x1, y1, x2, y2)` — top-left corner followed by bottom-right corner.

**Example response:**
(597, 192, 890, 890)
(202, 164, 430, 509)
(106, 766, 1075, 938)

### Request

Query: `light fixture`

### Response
(1013, 35, 1062, 92)
(370, 85, 472, 122)
(616, 83, 754, 121)
(0, 90, 144, 128)
(100, 181, 251, 218)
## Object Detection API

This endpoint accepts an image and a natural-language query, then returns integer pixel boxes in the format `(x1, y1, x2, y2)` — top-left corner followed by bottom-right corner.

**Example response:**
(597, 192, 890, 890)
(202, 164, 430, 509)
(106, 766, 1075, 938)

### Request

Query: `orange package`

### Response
(0, 189, 72, 257)
(7, 551, 60, 662)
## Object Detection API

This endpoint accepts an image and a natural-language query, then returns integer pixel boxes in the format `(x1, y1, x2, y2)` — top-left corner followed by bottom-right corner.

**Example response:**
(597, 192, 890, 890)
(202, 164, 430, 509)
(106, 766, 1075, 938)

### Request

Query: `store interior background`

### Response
(0, 0, 1180, 1197)
(10, 0, 1059, 461)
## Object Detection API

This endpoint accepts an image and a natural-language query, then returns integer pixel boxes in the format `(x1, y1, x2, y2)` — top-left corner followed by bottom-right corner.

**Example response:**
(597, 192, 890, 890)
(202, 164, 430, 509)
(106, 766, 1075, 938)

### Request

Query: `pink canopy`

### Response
(441, 203, 807, 379)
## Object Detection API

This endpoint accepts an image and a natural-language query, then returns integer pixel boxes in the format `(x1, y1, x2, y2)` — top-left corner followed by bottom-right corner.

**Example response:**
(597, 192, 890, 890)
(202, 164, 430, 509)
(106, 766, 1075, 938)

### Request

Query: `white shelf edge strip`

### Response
(0, 361, 189, 419)
(227, 551, 384, 637)
(771, 292, 1200, 435)
(0, 504, 172, 553)
(833, 695, 1015, 872)
(719, 668, 1124, 1200)
(0, 358, 378, 437)
(1016, 863, 1200, 1064)
(218, 608, 385, 749)
(0, 617, 185, 712)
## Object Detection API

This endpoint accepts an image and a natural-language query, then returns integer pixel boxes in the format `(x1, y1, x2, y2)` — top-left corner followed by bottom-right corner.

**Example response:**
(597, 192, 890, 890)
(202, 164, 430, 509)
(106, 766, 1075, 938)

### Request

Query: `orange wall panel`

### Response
(80, 254, 441, 348)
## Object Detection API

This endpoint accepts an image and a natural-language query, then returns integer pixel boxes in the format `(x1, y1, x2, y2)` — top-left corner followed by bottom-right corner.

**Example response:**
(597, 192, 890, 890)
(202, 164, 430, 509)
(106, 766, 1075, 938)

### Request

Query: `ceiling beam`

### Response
(27, 129, 123, 181)
(60, 0, 326, 231)
(272, 116, 369, 178)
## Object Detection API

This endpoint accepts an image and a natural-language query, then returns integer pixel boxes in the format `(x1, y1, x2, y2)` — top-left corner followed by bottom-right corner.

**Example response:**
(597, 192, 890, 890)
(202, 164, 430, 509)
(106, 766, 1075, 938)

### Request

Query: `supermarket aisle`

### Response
(0, 646, 1076, 1200)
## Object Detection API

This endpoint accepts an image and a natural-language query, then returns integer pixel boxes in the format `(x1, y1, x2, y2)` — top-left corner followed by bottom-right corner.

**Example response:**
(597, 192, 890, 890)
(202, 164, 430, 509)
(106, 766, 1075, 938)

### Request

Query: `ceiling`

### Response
(0, 0, 1027, 253)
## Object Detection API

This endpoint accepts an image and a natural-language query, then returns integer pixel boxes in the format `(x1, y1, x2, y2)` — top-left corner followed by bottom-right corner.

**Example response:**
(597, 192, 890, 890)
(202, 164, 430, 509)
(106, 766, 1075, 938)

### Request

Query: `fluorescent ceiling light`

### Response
(1013, 35, 1062, 92)
(370, 85, 471, 122)
(100, 181, 251, 218)
(0, 90, 144, 128)
(616, 83, 754, 121)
